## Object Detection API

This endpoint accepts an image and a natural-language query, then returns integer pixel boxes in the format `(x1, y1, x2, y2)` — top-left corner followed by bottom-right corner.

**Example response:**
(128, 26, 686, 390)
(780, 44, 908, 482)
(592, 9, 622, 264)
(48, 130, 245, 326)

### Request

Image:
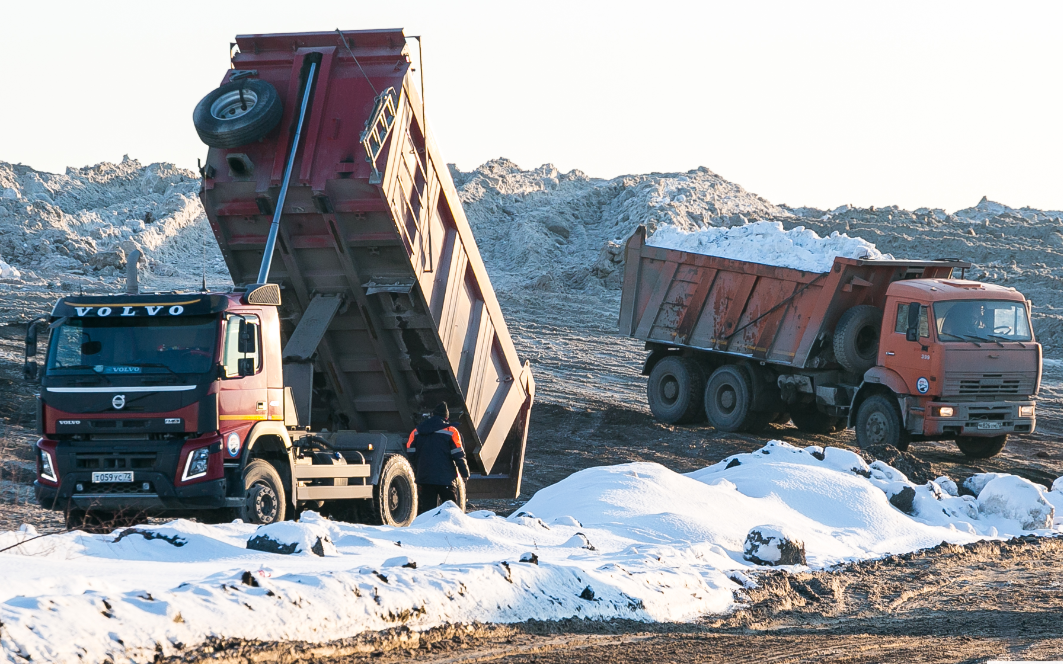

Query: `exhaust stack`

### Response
(125, 249, 142, 294)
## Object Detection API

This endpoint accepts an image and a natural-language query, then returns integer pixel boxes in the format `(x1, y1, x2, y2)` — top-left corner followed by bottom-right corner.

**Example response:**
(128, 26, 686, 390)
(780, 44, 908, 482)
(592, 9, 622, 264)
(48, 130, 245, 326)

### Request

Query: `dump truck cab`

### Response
(32, 286, 288, 518)
(860, 278, 1039, 445)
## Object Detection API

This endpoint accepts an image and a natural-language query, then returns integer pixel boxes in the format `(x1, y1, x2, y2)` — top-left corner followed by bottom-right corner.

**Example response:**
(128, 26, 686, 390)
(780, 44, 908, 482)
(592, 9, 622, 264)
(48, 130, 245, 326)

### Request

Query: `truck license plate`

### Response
(976, 421, 1002, 430)
(92, 471, 133, 483)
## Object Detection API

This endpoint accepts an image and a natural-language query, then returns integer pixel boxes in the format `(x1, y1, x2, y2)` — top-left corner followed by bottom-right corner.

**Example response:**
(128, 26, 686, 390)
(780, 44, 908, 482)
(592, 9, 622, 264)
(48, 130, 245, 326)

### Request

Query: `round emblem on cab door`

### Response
(112, 394, 127, 410)
(916, 377, 929, 394)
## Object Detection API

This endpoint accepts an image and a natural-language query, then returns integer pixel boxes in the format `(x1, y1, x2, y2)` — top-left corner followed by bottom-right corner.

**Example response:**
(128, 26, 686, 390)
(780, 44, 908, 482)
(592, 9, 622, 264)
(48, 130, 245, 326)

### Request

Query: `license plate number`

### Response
(977, 421, 1002, 430)
(92, 471, 133, 483)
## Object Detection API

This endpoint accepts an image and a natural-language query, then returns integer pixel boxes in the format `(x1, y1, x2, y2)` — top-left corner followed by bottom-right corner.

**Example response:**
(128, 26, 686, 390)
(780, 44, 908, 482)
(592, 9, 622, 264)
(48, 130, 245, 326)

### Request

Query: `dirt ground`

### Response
(3, 290, 1063, 662)
(160, 537, 1063, 663)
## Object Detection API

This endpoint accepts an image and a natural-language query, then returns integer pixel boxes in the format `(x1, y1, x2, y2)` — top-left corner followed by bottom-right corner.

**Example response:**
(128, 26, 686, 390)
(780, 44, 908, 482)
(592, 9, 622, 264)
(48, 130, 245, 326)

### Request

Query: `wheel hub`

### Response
(661, 377, 679, 404)
(251, 483, 278, 524)
(865, 411, 889, 445)
(210, 88, 259, 121)
(717, 386, 736, 413)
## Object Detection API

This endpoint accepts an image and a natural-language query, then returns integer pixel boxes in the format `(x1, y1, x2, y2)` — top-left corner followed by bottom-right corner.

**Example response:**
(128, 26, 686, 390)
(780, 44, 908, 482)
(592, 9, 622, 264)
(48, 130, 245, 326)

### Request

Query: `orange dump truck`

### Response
(619, 226, 1040, 457)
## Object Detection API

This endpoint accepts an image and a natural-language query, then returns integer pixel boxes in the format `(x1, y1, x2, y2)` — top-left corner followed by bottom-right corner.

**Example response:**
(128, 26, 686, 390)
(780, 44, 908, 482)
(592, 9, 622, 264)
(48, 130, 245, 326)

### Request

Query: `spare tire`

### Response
(833, 305, 883, 375)
(647, 356, 705, 424)
(193, 78, 283, 149)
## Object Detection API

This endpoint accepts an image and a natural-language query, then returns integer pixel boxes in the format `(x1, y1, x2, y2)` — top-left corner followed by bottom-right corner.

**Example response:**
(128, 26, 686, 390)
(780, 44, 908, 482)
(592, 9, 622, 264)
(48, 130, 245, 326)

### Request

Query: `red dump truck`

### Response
(29, 29, 534, 530)
(619, 226, 1040, 457)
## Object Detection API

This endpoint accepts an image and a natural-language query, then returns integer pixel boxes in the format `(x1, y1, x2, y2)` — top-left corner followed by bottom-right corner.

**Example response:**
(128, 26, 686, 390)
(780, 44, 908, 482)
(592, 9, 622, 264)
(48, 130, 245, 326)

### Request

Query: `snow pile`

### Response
(646, 221, 892, 273)
(454, 159, 789, 292)
(0, 258, 19, 281)
(2, 441, 1061, 663)
(0, 157, 228, 290)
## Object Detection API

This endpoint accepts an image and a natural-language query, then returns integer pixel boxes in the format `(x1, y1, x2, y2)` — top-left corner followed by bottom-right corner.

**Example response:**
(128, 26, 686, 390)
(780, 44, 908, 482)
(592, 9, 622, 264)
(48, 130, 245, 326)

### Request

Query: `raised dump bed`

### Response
(199, 29, 533, 499)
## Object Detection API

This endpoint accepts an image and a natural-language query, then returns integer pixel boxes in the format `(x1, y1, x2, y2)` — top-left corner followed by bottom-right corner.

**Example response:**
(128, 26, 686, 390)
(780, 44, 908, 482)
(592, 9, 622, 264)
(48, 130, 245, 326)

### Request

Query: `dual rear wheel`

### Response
(647, 358, 778, 433)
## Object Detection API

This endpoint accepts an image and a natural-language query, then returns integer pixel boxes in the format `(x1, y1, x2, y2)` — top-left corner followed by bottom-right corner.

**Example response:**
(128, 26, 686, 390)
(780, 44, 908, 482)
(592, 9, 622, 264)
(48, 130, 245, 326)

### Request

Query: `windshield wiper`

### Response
(938, 332, 966, 342)
(51, 365, 112, 383)
(986, 334, 1024, 348)
(121, 363, 184, 380)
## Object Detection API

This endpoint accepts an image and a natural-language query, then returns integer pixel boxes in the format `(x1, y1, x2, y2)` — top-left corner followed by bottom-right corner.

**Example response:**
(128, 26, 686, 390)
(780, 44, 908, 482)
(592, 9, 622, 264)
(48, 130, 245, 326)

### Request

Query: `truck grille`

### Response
(76, 453, 157, 470)
(942, 373, 1035, 397)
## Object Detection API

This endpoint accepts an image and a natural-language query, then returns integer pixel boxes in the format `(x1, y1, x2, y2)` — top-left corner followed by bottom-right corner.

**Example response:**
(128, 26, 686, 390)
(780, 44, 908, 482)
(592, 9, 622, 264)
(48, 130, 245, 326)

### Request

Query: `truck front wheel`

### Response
(704, 365, 753, 432)
(855, 394, 910, 451)
(956, 435, 1008, 458)
(235, 459, 287, 525)
(373, 454, 417, 527)
(647, 356, 705, 424)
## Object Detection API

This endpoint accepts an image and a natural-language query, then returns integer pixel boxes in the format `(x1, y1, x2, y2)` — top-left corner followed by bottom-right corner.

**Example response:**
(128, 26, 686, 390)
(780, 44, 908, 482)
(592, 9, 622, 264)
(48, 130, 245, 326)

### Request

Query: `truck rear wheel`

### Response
(235, 459, 287, 525)
(855, 394, 910, 451)
(193, 78, 283, 149)
(790, 409, 843, 435)
(373, 454, 417, 527)
(834, 305, 883, 375)
(956, 434, 1008, 458)
(647, 356, 705, 424)
(704, 365, 754, 432)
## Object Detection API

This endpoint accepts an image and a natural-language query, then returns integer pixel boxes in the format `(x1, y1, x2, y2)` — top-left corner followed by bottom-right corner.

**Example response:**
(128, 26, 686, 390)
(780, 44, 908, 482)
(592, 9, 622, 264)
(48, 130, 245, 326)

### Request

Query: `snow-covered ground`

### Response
(646, 221, 892, 273)
(2, 441, 1061, 664)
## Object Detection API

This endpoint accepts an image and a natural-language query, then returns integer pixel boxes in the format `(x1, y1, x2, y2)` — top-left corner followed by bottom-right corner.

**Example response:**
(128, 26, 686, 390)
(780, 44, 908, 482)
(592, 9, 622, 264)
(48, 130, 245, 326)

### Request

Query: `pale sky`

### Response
(3, 1, 1062, 212)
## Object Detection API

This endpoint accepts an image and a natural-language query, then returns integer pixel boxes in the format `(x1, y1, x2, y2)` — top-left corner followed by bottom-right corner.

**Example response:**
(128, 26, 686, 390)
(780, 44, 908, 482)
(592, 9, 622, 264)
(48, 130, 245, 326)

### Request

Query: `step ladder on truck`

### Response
(28, 29, 534, 530)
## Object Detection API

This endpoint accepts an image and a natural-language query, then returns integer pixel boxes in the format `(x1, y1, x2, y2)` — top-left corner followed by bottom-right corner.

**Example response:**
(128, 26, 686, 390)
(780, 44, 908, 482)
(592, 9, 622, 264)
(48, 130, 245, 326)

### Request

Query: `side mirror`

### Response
(24, 318, 47, 381)
(238, 320, 256, 353)
(238, 357, 255, 376)
(906, 302, 921, 342)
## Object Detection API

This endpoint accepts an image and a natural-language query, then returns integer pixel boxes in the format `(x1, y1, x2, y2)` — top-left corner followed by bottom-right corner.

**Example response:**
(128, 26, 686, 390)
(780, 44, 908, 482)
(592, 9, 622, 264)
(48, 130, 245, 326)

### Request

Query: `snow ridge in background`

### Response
(0, 157, 229, 291)
(646, 221, 892, 273)
(2, 441, 1060, 664)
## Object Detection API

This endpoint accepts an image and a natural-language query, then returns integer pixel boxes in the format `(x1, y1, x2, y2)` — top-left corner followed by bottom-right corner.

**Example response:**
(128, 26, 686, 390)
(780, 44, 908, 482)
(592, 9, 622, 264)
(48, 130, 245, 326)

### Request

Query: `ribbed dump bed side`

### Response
(199, 30, 533, 498)
(619, 226, 959, 369)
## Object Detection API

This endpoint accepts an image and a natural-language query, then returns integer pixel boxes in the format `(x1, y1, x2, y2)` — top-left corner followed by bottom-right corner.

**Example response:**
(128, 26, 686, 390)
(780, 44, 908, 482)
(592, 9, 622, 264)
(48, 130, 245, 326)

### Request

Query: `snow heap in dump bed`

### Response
(1, 441, 1061, 664)
(647, 220, 892, 273)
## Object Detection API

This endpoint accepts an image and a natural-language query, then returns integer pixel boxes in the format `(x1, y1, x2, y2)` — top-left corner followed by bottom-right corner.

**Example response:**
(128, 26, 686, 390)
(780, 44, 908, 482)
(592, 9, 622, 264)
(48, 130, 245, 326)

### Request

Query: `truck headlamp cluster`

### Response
(182, 447, 211, 481)
(1019, 405, 1035, 418)
(933, 406, 955, 418)
(39, 448, 57, 483)
(226, 432, 241, 458)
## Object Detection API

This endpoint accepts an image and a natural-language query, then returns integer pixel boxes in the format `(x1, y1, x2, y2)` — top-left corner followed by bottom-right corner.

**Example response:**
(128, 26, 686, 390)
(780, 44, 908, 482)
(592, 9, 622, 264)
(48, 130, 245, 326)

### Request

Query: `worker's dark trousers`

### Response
(417, 482, 460, 514)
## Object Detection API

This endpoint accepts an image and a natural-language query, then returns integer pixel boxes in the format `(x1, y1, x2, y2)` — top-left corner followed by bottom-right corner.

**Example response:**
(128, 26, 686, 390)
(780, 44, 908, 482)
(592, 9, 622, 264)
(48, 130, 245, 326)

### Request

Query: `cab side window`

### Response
(894, 303, 929, 338)
(222, 314, 261, 377)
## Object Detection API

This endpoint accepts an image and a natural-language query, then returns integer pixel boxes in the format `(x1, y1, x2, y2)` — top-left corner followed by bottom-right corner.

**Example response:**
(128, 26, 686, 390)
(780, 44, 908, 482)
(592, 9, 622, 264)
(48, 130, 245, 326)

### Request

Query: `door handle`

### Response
(885, 352, 895, 356)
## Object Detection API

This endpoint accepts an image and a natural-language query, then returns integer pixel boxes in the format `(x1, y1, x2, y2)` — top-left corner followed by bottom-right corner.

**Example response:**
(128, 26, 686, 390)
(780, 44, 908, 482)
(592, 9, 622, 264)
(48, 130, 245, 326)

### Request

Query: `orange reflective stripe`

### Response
(446, 426, 462, 448)
(406, 430, 416, 449)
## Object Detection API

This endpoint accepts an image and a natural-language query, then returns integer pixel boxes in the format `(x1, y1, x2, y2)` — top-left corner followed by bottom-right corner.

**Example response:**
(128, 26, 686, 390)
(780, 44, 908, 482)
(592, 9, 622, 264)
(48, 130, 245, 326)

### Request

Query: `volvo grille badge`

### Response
(112, 394, 126, 410)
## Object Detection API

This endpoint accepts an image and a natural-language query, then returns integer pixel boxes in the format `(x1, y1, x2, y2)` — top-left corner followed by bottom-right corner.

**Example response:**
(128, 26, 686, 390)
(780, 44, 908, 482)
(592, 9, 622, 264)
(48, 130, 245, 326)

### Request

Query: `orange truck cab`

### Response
(859, 279, 1039, 456)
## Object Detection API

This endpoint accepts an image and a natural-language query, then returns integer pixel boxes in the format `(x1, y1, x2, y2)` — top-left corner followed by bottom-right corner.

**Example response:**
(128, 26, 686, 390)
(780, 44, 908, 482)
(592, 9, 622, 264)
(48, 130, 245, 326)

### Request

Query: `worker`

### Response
(405, 402, 470, 513)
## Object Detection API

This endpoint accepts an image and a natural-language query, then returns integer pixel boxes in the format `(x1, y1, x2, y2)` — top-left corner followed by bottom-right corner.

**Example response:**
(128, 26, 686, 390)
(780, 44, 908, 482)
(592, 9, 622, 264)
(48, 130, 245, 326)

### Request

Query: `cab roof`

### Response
(888, 279, 1026, 302)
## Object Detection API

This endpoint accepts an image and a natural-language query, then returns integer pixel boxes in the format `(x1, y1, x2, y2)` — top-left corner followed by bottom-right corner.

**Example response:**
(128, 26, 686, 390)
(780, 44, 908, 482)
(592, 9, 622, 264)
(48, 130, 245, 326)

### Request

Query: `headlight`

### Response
(182, 447, 211, 481)
(935, 406, 954, 418)
(1019, 405, 1035, 418)
(226, 432, 241, 458)
(39, 448, 57, 483)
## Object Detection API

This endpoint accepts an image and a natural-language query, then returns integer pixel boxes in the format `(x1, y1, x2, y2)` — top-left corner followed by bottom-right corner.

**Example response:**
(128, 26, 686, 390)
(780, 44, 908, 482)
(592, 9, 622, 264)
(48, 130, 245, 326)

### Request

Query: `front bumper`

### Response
(35, 438, 240, 513)
(921, 400, 1036, 438)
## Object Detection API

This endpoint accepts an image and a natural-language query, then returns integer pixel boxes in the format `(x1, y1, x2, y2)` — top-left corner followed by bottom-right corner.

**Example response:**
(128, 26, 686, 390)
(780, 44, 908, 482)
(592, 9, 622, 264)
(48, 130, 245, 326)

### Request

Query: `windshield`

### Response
(46, 315, 219, 375)
(933, 300, 1032, 342)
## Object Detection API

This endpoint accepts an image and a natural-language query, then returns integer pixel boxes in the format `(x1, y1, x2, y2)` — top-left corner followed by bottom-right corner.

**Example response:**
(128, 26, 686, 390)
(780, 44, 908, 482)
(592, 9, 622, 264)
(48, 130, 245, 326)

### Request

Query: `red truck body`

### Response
(31, 29, 533, 528)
